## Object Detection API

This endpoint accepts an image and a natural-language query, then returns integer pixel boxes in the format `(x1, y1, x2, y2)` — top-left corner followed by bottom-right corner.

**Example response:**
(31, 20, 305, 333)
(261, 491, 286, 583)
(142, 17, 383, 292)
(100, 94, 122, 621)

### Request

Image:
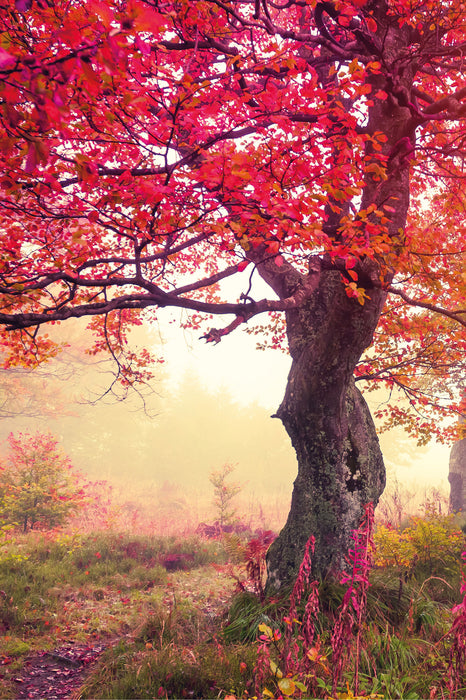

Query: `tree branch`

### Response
(0, 259, 323, 333)
(388, 286, 466, 327)
(201, 259, 322, 342)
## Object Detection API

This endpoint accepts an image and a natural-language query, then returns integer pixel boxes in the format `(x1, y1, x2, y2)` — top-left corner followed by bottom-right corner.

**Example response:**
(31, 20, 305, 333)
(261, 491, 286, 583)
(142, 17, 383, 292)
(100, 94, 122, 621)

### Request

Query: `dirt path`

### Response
(13, 642, 106, 699)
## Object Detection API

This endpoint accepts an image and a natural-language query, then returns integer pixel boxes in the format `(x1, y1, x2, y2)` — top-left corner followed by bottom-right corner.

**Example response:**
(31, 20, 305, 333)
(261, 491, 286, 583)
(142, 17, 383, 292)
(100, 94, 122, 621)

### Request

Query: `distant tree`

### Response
(449, 396, 466, 513)
(209, 463, 242, 529)
(0, 432, 84, 532)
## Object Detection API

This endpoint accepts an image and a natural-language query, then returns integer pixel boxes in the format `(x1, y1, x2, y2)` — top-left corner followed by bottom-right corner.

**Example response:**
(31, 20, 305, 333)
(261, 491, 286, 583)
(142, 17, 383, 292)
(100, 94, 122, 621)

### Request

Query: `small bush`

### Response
(374, 506, 466, 592)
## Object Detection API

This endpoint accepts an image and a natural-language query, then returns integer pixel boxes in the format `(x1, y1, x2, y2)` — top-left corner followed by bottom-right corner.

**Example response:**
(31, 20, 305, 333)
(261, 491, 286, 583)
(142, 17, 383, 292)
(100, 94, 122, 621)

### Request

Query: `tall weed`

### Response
(331, 503, 374, 695)
(447, 551, 466, 698)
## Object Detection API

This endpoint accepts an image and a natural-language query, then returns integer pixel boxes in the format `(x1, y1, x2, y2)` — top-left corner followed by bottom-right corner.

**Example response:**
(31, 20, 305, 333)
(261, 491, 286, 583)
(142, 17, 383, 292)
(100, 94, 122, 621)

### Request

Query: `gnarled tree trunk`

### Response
(249, 3, 414, 587)
(258, 8, 416, 590)
(265, 268, 386, 587)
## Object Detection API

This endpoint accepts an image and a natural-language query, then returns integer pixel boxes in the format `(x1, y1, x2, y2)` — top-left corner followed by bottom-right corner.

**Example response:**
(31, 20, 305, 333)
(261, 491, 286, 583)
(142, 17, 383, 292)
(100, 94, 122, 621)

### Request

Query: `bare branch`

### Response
(388, 286, 466, 327)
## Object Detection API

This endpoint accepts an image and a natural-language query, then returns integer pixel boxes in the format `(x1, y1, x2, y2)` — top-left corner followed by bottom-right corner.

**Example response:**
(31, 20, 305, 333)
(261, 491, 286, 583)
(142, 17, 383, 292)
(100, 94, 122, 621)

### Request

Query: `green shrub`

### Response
(0, 432, 84, 532)
(374, 506, 466, 598)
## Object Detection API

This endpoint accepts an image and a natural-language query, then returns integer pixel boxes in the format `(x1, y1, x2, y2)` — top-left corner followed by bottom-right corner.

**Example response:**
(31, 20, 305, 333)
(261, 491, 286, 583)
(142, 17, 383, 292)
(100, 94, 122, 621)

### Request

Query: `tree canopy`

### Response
(0, 0, 465, 442)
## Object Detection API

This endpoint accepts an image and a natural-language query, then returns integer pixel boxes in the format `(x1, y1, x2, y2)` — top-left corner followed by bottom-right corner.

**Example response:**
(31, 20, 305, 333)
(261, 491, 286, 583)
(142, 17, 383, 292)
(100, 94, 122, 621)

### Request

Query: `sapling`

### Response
(0, 432, 85, 532)
(209, 463, 241, 530)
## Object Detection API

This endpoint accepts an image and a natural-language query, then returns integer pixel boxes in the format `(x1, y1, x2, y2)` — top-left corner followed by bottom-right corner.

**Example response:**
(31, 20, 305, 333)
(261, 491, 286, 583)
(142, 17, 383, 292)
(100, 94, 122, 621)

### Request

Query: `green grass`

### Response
(80, 638, 258, 699)
(0, 526, 464, 699)
(0, 530, 233, 698)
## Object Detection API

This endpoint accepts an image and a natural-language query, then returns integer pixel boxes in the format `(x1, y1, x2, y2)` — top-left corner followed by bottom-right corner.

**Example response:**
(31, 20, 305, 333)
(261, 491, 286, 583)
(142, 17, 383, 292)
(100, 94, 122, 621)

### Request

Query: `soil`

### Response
(12, 642, 106, 699)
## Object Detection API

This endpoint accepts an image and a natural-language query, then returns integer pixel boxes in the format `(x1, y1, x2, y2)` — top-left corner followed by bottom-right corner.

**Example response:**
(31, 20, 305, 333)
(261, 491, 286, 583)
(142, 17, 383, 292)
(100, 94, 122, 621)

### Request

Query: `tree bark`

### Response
(245, 4, 414, 587)
(449, 407, 466, 513)
(264, 267, 386, 587)
(260, 13, 416, 587)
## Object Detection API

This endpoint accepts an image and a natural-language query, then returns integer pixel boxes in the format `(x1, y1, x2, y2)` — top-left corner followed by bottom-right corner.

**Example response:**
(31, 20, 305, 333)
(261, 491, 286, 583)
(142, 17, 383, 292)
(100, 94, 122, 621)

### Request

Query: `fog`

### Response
(0, 315, 451, 530)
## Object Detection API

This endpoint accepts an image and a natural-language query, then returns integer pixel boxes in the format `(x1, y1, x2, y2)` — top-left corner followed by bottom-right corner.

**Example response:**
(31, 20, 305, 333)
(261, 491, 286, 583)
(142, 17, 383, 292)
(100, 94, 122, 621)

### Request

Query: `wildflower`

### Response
(331, 503, 374, 695)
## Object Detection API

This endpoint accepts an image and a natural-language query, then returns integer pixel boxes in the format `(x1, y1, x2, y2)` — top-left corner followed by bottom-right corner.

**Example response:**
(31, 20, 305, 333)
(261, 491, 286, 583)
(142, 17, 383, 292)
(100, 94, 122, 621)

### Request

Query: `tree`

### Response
(0, 432, 84, 532)
(0, 0, 465, 584)
(449, 393, 466, 512)
(209, 463, 242, 529)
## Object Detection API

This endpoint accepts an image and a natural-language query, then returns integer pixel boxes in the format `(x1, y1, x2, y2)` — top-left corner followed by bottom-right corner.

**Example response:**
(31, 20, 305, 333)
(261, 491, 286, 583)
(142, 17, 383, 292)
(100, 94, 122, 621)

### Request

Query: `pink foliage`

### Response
(331, 502, 375, 695)
(283, 535, 320, 677)
(448, 551, 466, 698)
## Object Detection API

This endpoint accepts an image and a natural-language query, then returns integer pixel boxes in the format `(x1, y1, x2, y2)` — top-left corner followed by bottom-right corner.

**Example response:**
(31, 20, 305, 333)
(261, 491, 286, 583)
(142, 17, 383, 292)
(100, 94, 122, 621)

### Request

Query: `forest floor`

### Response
(1, 523, 465, 699)
(13, 642, 107, 699)
(10, 564, 235, 700)
(0, 532, 237, 699)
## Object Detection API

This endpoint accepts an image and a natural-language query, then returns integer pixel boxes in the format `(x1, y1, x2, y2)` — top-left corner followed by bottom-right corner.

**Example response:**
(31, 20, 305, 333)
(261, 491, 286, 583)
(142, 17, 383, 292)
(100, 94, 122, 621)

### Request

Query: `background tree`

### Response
(0, 0, 465, 584)
(209, 463, 242, 530)
(0, 432, 84, 532)
(449, 391, 466, 512)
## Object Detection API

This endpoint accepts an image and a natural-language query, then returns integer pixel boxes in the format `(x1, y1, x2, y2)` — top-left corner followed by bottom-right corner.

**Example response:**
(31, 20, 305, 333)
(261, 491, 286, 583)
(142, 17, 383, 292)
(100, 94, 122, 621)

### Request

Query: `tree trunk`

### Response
(254, 5, 413, 588)
(449, 407, 466, 513)
(266, 268, 386, 588)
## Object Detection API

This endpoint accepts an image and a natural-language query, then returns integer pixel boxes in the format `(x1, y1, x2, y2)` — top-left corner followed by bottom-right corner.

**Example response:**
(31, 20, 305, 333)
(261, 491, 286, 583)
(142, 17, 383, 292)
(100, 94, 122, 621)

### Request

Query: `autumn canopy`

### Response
(0, 0, 465, 582)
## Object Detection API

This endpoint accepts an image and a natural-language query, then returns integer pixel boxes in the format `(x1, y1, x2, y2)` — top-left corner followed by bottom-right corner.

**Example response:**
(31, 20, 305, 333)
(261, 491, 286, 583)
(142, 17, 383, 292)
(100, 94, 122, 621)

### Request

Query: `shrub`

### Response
(0, 432, 84, 532)
(374, 505, 466, 581)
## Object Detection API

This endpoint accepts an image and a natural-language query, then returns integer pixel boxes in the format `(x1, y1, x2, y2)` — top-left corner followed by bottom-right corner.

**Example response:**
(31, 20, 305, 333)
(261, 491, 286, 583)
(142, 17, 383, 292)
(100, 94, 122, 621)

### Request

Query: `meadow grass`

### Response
(0, 511, 465, 699)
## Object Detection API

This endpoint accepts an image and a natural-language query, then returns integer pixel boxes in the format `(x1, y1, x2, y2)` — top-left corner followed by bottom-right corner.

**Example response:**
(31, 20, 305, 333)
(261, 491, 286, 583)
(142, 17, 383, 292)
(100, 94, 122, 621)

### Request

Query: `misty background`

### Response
(0, 313, 451, 531)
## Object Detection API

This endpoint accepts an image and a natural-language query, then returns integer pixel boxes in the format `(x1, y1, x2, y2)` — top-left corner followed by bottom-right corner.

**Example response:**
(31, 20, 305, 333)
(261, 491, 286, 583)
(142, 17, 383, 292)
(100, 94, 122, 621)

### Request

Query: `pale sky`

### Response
(155, 309, 452, 497)
(156, 309, 291, 408)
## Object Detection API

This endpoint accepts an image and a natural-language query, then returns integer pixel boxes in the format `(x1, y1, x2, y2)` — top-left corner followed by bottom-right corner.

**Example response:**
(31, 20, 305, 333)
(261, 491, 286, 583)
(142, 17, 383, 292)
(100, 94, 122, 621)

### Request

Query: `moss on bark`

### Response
(265, 271, 386, 589)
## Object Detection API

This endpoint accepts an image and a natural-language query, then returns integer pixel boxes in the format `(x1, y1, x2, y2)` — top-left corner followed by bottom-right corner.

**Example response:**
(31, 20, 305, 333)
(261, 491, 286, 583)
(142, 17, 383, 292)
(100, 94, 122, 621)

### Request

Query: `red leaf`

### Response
(133, 7, 165, 32)
(25, 142, 38, 173)
(237, 260, 249, 271)
(0, 48, 16, 71)
(135, 35, 151, 56)
(266, 240, 280, 255)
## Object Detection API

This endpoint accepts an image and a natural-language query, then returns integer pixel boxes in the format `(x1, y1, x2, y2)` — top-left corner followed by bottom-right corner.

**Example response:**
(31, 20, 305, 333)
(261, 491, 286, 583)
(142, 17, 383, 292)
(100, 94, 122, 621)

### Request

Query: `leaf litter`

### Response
(8, 566, 236, 699)
(13, 642, 106, 699)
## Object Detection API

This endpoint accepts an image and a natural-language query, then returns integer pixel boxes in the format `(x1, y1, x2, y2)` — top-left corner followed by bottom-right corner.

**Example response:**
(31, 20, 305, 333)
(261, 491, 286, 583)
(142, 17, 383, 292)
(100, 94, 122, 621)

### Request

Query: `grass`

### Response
(0, 529, 233, 698)
(80, 638, 258, 699)
(0, 517, 465, 699)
